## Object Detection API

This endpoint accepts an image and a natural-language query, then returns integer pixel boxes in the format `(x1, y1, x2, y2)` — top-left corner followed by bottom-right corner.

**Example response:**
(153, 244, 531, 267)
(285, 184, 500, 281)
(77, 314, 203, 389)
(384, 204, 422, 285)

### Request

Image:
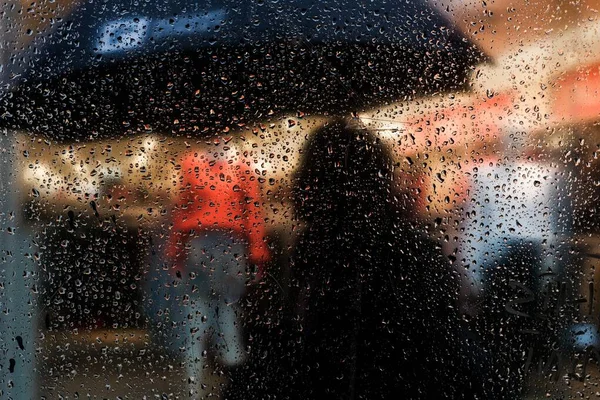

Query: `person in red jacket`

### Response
(165, 146, 270, 394)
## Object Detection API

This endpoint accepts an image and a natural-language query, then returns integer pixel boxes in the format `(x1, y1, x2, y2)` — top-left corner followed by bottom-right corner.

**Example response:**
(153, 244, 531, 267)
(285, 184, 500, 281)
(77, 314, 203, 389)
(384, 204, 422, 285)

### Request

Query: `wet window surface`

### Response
(1, 0, 600, 398)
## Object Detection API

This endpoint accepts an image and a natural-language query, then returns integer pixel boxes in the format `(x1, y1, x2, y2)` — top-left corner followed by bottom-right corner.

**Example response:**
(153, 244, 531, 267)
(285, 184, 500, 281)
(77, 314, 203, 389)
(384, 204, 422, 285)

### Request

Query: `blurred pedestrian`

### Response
(165, 145, 270, 395)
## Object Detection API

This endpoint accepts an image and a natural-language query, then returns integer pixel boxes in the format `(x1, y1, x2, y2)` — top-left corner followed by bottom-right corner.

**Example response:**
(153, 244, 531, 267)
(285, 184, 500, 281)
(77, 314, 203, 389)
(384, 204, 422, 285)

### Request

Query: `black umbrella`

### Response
(0, 0, 486, 140)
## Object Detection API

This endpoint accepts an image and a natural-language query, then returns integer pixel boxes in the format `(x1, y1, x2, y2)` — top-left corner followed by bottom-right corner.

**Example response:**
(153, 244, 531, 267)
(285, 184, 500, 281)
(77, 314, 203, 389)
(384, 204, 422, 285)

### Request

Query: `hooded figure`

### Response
(286, 119, 484, 399)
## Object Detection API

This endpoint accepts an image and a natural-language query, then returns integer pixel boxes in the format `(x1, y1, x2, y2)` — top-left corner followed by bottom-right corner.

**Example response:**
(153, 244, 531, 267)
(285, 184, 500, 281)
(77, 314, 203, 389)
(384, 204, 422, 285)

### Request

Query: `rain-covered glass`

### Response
(0, 0, 599, 398)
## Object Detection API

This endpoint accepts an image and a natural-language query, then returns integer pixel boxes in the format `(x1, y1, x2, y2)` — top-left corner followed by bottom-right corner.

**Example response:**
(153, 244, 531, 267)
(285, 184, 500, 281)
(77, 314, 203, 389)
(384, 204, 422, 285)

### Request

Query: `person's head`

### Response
(293, 118, 394, 225)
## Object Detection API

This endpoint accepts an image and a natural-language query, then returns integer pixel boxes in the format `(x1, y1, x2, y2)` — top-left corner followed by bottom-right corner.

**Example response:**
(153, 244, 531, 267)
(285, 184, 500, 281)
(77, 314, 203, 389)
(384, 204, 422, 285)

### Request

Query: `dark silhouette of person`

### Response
(286, 118, 484, 399)
(224, 118, 486, 399)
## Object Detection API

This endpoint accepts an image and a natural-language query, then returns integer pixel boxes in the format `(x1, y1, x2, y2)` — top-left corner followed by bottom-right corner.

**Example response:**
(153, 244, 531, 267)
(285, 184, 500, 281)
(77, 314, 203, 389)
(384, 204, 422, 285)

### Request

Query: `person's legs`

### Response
(180, 236, 215, 393)
(208, 235, 248, 367)
(183, 294, 210, 391)
(214, 302, 246, 367)
(459, 224, 509, 316)
(185, 233, 249, 372)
